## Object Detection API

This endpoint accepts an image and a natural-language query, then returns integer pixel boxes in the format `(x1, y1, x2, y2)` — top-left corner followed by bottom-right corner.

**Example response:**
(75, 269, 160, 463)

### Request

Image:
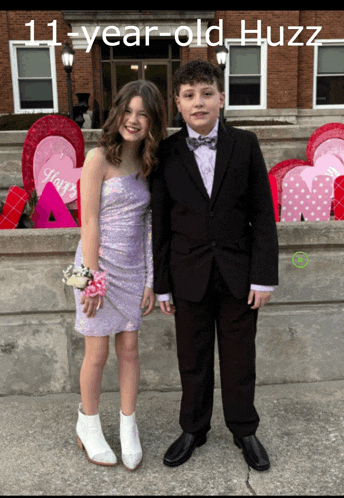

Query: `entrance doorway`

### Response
(100, 39, 181, 126)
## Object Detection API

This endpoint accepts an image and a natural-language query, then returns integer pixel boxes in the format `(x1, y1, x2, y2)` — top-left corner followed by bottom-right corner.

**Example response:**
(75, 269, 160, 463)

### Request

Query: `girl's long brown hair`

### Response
(98, 80, 167, 177)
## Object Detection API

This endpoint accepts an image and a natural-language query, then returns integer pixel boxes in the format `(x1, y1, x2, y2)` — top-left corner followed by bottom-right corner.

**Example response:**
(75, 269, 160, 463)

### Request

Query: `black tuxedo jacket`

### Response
(150, 121, 279, 302)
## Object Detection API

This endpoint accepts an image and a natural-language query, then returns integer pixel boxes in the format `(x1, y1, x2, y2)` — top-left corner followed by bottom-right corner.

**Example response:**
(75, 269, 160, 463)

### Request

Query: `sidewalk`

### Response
(1, 380, 344, 496)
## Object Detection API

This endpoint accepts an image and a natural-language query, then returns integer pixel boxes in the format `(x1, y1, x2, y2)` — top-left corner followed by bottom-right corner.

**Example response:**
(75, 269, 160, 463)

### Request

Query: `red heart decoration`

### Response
(22, 115, 84, 196)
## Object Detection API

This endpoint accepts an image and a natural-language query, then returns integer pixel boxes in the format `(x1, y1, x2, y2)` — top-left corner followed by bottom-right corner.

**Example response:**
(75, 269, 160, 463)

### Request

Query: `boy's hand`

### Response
(248, 290, 271, 309)
(159, 300, 176, 316)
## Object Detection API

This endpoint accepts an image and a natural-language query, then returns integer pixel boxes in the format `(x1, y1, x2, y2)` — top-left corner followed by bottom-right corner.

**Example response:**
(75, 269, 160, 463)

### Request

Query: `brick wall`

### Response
(3, 11, 344, 116)
(208, 11, 344, 110)
(297, 10, 344, 109)
(207, 11, 300, 109)
(0, 11, 13, 114)
(3, 11, 94, 115)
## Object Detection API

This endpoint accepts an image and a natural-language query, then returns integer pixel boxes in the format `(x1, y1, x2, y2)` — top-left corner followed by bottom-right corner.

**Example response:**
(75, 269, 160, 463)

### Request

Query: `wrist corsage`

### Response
(63, 263, 107, 297)
(62, 263, 94, 290)
(81, 271, 107, 297)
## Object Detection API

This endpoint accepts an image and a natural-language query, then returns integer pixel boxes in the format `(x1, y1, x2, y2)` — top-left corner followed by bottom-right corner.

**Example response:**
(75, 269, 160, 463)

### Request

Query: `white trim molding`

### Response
(9, 40, 58, 114)
(224, 38, 267, 111)
(313, 39, 344, 110)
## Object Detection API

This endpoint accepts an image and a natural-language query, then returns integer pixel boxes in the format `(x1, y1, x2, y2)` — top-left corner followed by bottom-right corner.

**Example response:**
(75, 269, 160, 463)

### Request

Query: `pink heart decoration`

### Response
(299, 154, 344, 195)
(36, 153, 81, 204)
(269, 123, 344, 215)
(313, 138, 344, 165)
(33, 136, 81, 204)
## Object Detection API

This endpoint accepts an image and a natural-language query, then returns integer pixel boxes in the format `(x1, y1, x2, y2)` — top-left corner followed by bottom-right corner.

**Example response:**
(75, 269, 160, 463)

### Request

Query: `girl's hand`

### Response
(141, 287, 156, 316)
(80, 294, 103, 318)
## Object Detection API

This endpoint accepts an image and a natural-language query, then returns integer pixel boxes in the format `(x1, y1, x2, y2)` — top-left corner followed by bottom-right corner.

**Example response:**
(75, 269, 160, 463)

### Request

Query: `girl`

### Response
(73, 80, 167, 470)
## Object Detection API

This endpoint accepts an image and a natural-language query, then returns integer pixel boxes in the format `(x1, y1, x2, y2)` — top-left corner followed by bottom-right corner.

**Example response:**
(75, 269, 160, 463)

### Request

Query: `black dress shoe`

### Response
(163, 431, 207, 467)
(233, 435, 270, 471)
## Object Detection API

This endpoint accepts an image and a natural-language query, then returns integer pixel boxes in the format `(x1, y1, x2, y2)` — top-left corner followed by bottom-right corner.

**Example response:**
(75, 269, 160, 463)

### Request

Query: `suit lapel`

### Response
(172, 122, 236, 205)
(173, 126, 210, 201)
(210, 122, 236, 208)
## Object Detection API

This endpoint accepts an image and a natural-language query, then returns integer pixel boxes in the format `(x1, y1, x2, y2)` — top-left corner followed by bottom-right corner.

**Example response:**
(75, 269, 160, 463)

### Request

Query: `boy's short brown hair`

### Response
(173, 59, 224, 96)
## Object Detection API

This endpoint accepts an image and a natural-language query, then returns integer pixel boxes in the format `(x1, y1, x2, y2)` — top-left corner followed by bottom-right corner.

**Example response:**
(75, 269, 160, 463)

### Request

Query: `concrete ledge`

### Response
(0, 125, 329, 201)
(1, 227, 80, 254)
(1, 221, 344, 394)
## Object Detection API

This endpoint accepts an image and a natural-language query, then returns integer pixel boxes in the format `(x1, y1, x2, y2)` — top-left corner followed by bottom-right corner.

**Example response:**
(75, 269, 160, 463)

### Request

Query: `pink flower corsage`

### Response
(82, 271, 107, 297)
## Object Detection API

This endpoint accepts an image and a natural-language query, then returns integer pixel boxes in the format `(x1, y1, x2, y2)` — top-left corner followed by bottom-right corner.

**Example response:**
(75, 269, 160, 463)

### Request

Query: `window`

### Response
(9, 42, 58, 113)
(224, 39, 267, 109)
(314, 42, 344, 107)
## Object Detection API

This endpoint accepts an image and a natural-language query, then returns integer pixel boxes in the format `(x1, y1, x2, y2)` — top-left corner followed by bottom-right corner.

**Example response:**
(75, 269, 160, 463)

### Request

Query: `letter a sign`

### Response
(31, 182, 77, 228)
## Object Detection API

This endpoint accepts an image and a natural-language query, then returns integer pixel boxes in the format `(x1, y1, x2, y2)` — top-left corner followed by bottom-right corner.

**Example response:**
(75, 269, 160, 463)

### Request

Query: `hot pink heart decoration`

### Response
(33, 136, 81, 204)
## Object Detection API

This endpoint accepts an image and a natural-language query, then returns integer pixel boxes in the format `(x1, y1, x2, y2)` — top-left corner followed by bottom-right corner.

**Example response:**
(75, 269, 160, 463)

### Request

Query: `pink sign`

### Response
(33, 136, 81, 204)
(31, 182, 77, 228)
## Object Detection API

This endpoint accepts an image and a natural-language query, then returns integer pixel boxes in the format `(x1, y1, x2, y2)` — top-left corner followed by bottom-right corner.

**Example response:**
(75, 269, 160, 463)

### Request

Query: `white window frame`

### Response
(313, 39, 344, 109)
(9, 40, 58, 114)
(224, 38, 267, 110)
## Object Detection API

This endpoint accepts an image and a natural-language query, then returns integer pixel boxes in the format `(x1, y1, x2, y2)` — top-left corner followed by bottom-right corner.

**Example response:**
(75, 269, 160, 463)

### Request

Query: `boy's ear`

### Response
(219, 92, 225, 109)
(174, 94, 181, 111)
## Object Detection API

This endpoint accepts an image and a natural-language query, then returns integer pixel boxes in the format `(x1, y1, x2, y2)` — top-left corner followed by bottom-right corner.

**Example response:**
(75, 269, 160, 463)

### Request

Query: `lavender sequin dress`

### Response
(74, 172, 153, 336)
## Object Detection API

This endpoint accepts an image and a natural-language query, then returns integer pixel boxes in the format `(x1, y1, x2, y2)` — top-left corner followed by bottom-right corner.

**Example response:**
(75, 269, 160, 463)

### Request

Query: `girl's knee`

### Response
(84, 350, 109, 368)
(116, 333, 139, 362)
(121, 345, 138, 363)
(84, 339, 109, 368)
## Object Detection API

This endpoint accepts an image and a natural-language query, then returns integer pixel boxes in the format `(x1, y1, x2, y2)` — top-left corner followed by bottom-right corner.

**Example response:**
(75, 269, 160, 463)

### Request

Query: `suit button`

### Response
(209, 211, 214, 217)
(212, 241, 217, 247)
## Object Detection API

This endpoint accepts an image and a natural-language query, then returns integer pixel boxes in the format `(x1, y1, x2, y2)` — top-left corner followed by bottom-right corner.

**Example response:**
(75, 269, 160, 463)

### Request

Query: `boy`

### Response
(150, 60, 278, 470)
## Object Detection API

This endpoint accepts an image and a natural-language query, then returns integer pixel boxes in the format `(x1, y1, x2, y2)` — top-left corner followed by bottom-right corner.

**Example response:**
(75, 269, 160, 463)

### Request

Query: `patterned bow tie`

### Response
(186, 135, 217, 151)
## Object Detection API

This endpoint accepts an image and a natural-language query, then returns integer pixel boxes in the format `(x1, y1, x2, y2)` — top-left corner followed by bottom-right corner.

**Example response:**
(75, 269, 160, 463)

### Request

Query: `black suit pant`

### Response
(173, 260, 260, 438)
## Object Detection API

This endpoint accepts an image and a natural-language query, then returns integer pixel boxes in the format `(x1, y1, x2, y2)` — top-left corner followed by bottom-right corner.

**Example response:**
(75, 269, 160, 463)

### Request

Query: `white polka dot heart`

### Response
(281, 154, 344, 222)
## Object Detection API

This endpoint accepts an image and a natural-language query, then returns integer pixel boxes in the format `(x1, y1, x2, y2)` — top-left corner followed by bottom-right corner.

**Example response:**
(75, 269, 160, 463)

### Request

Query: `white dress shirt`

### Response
(157, 120, 274, 302)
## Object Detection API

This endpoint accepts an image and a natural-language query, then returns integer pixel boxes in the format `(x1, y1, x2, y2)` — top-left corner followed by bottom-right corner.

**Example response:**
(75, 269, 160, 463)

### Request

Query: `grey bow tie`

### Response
(186, 135, 217, 151)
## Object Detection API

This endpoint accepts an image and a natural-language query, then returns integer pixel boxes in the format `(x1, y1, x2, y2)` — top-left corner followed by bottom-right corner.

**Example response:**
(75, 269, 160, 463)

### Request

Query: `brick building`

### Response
(1, 10, 344, 126)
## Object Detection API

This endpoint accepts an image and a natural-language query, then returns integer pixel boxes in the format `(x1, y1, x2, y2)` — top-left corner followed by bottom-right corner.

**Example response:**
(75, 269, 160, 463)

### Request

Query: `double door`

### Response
(102, 60, 176, 125)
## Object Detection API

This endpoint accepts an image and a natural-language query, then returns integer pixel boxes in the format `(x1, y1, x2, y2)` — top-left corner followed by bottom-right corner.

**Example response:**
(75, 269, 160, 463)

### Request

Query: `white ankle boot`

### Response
(120, 410, 142, 471)
(76, 403, 117, 466)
